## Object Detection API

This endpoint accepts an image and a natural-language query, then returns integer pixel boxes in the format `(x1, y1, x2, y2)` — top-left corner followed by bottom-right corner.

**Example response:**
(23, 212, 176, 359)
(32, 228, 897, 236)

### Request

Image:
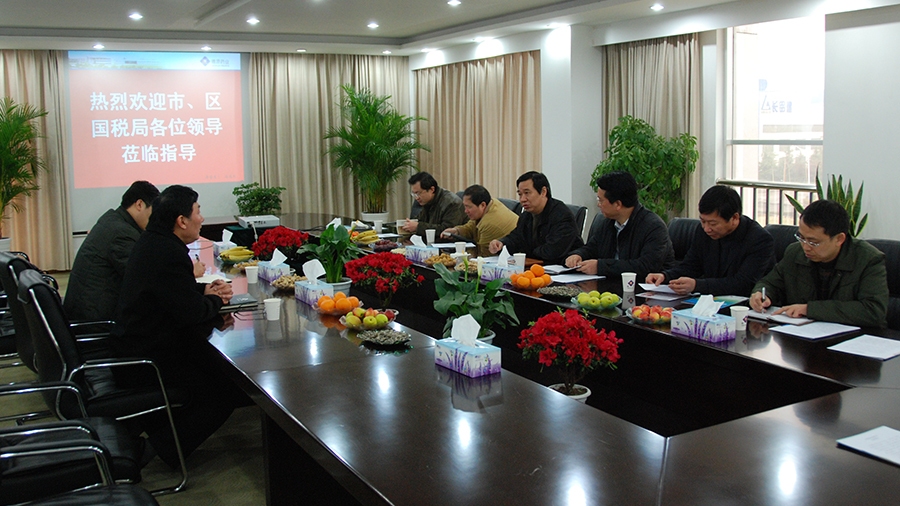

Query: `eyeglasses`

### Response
(794, 233, 822, 248)
(411, 190, 426, 198)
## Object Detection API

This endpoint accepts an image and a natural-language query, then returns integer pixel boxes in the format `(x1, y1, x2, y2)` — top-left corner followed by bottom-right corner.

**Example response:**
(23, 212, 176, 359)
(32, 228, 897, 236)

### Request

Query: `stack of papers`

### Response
(748, 307, 814, 326)
(769, 321, 860, 340)
(828, 335, 900, 360)
(637, 283, 695, 302)
(684, 295, 748, 308)
(550, 274, 605, 283)
(837, 426, 900, 466)
(541, 265, 578, 275)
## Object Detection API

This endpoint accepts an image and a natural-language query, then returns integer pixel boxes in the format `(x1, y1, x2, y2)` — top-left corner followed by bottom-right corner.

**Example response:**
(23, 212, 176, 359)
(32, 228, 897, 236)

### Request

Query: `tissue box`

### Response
(670, 309, 736, 342)
(295, 280, 334, 306)
(435, 338, 501, 378)
(480, 261, 524, 282)
(213, 240, 237, 257)
(258, 261, 290, 282)
(404, 245, 439, 264)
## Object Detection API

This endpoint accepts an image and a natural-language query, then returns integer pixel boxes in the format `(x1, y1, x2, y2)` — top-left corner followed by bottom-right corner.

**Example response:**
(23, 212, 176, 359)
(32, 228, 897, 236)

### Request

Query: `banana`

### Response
(220, 246, 254, 261)
(356, 230, 377, 238)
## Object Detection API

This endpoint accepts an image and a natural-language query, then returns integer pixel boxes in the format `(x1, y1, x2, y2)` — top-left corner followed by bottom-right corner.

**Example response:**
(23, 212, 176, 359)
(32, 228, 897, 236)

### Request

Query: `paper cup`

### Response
(245, 265, 259, 283)
(264, 298, 282, 321)
(455, 241, 466, 254)
(426, 229, 436, 244)
(731, 305, 750, 331)
(396, 219, 406, 230)
(622, 272, 637, 292)
(513, 253, 526, 269)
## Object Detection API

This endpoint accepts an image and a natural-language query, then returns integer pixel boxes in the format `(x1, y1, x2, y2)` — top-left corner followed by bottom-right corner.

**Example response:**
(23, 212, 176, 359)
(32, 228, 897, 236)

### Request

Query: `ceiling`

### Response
(0, 0, 735, 55)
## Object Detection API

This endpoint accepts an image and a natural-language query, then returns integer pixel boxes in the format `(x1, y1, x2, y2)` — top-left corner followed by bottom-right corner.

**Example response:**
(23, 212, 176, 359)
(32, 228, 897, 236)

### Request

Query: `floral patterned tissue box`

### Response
(670, 309, 736, 342)
(295, 280, 333, 307)
(435, 339, 501, 378)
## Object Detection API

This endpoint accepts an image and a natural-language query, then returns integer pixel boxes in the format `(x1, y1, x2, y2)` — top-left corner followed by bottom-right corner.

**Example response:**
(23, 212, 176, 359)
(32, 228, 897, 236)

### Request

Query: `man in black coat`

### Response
(111, 185, 243, 468)
(566, 171, 674, 281)
(489, 171, 584, 265)
(647, 185, 775, 296)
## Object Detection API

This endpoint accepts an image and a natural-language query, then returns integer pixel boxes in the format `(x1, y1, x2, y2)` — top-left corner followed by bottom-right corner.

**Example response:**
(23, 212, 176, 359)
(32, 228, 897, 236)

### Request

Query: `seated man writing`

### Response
(489, 171, 583, 265)
(750, 199, 888, 328)
(400, 172, 466, 237)
(646, 185, 774, 296)
(565, 171, 674, 280)
(111, 185, 247, 468)
(441, 184, 518, 258)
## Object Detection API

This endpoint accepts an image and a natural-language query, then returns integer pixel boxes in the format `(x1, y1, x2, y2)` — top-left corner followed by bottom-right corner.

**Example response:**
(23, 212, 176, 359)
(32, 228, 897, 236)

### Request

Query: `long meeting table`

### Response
(199, 216, 900, 505)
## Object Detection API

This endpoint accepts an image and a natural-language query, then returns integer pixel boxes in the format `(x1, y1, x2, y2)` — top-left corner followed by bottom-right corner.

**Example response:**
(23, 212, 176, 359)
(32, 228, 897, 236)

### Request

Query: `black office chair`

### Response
(866, 239, 900, 331)
(764, 224, 799, 263)
(587, 212, 609, 240)
(498, 197, 522, 214)
(565, 204, 588, 239)
(668, 218, 700, 262)
(1, 433, 159, 506)
(18, 269, 188, 495)
(0, 381, 144, 505)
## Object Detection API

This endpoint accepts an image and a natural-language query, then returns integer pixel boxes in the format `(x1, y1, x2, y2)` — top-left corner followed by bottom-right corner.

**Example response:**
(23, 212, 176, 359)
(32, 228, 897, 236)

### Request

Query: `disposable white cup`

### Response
(622, 272, 637, 292)
(373, 220, 383, 234)
(264, 298, 282, 321)
(731, 305, 750, 331)
(513, 253, 526, 269)
(245, 265, 259, 284)
(455, 241, 466, 254)
(396, 219, 406, 231)
(426, 229, 436, 244)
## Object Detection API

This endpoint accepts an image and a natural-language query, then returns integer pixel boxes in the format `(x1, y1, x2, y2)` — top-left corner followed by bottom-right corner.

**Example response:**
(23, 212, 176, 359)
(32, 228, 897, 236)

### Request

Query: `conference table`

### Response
(199, 215, 900, 505)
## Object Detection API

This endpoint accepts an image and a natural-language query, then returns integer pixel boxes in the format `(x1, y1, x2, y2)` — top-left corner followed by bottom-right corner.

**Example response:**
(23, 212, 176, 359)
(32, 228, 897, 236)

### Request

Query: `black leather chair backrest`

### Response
(566, 204, 588, 239)
(668, 218, 700, 262)
(456, 190, 465, 200)
(410, 200, 423, 220)
(0, 252, 39, 371)
(587, 212, 609, 240)
(865, 239, 900, 331)
(764, 224, 799, 263)
(498, 198, 522, 214)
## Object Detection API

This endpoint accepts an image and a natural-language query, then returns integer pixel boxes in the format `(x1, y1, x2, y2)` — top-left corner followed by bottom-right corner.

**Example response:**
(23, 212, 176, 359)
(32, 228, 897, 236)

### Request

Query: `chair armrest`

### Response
(0, 419, 97, 440)
(0, 438, 115, 487)
(0, 381, 89, 418)
(70, 320, 115, 341)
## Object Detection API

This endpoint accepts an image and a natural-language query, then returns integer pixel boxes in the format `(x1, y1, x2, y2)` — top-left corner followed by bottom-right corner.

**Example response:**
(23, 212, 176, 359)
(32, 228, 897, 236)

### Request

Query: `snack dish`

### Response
(234, 259, 259, 271)
(424, 253, 457, 267)
(357, 329, 411, 346)
(340, 308, 399, 330)
(627, 304, 673, 325)
(272, 274, 307, 291)
(455, 261, 478, 274)
(371, 239, 399, 252)
(537, 285, 581, 300)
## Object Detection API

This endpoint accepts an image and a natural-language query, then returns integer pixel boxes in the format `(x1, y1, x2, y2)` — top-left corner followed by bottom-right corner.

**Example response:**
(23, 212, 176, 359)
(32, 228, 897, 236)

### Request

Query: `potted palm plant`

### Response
(0, 97, 48, 250)
(324, 85, 429, 221)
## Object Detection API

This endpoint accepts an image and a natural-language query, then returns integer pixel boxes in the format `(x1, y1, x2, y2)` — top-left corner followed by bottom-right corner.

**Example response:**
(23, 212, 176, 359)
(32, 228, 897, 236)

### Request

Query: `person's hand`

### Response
(575, 259, 598, 275)
(441, 227, 458, 238)
(402, 219, 418, 233)
(489, 240, 504, 254)
(192, 259, 206, 278)
(773, 304, 808, 318)
(217, 313, 235, 331)
(668, 277, 697, 295)
(645, 273, 665, 286)
(565, 254, 582, 268)
(749, 291, 771, 312)
(205, 280, 233, 303)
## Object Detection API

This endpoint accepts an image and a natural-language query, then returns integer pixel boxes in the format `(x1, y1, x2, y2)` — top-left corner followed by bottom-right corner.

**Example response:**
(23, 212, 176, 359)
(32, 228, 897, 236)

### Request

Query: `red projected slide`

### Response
(68, 53, 243, 189)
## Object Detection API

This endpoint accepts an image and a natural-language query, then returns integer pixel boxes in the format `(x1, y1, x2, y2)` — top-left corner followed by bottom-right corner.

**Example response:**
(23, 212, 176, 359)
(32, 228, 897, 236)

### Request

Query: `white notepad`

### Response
(827, 335, 900, 360)
(769, 321, 860, 340)
(837, 426, 900, 466)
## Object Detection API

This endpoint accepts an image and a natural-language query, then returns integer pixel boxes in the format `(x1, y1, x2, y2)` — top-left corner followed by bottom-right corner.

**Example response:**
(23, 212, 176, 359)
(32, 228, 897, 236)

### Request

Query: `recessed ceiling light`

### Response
(448, 0, 462, 6)
(382, 50, 392, 55)
(129, 12, 143, 20)
(368, 22, 379, 29)
(93, 43, 104, 50)
(247, 17, 260, 25)
(651, 3, 665, 11)
(421, 48, 433, 53)
(201, 46, 212, 51)
(296, 49, 307, 52)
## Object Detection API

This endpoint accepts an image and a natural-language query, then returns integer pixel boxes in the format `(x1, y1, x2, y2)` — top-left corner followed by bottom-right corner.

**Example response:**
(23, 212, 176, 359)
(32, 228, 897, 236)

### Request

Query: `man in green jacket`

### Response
(750, 199, 888, 328)
(400, 172, 466, 237)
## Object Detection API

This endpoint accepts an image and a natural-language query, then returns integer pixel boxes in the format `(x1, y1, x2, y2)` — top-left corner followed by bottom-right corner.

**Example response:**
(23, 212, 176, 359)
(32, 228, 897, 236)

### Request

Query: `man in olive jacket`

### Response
(750, 199, 888, 328)
(400, 172, 466, 237)
(566, 172, 674, 281)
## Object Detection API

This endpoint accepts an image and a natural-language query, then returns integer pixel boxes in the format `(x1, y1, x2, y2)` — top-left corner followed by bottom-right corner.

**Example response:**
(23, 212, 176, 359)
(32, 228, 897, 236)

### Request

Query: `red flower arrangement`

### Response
(344, 252, 424, 307)
(518, 309, 622, 396)
(251, 226, 309, 261)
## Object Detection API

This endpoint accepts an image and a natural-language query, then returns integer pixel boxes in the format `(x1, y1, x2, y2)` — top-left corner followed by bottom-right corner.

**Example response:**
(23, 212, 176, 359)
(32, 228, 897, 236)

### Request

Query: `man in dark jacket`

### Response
(400, 172, 466, 237)
(750, 199, 888, 327)
(489, 171, 584, 265)
(111, 185, 244, 468)
(566, 171, 674, 280)
(647, 185, 774, 296)
(64, 181, 159, 321)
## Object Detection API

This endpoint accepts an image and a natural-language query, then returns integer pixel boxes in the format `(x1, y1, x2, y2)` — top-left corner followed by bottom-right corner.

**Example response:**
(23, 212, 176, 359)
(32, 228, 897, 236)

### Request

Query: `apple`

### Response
(588, 296, 601, 307)
(632, 309, 643, 319)
(588, 290, 600, 298)
(363, 316, 378, 329)
(345, 315, 362, 327)
(577, 293, 590, 305)
(375, 314, 389, 326)
(352, 307, 366, 318)
(650, 312, 660, 322)
(365, 308, 378, 317)
(384, 310, 395, 320)
(651, 305, 663, 313)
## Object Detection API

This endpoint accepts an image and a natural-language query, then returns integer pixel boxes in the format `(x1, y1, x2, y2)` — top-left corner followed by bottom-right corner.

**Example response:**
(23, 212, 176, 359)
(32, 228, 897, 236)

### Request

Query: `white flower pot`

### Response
(549, 383, 591, 403)
(360, 212, 389, 224)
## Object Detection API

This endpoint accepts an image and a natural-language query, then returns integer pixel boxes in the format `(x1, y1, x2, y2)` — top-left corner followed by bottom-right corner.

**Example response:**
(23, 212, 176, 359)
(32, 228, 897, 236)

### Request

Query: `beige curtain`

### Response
(0, 50, 72, 270)
(603, 34, 702, 216)
(250, 53, 411, 221)
(414, 50, 541, 201)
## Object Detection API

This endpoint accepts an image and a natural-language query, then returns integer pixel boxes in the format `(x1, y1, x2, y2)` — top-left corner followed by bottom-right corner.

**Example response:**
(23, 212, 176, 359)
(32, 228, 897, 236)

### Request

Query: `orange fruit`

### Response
(510, 273, 520, 284)
(320, 299, 335, 312)
(530, 276, 544, 289)
(335, 298, 352, 312)
(516, 276, 531, 289)
(530, 264, 545, 277)
(317, 295, 331, 308)
(334, 292, 347, 301)
(523, 270, 535, 279)
(348, 296, 359, 308)
(541, 274, 551, 285)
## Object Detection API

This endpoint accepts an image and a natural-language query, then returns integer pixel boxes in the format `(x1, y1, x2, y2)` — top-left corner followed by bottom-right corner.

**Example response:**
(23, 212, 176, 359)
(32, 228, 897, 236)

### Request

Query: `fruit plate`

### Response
(316, 301, 364, 317)
(626, 309, 673, 325)
(357, 329, 411, 346)
(570, 296, 621, 311)
(340, 309, 399, 330)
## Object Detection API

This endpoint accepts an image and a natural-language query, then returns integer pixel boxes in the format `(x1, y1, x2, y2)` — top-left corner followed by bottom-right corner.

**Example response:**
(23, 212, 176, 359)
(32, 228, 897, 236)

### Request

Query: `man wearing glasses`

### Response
(399, 171, 466, 237)
(750, 199, 888, 327)
(646, 185, 775, 296)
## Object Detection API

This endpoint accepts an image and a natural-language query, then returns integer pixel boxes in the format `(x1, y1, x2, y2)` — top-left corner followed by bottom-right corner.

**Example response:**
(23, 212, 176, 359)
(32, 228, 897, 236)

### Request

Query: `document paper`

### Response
(827, 335, 900, 361)
(769, 321, 860, 340)
(837, 426, 900, 467)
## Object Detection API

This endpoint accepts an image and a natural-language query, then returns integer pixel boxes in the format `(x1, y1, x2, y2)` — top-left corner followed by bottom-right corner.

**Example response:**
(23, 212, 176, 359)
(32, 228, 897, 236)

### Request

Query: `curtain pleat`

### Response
(0, 50, 72, 270)
(250, 54, 411, 221)
(414, 50, 541, 201)
(603, 35, 702, 216)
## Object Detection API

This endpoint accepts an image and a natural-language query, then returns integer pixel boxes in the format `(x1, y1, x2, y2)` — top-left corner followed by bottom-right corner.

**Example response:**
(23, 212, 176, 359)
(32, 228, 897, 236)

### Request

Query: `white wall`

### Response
(824, 4, 900, 240)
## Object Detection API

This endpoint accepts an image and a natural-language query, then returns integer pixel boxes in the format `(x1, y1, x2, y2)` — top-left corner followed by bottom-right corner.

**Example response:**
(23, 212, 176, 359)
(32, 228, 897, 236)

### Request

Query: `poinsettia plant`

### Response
(251, 226, 309, 261)
(518, 309, 622, 395)
(344, 252, 424, 307)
